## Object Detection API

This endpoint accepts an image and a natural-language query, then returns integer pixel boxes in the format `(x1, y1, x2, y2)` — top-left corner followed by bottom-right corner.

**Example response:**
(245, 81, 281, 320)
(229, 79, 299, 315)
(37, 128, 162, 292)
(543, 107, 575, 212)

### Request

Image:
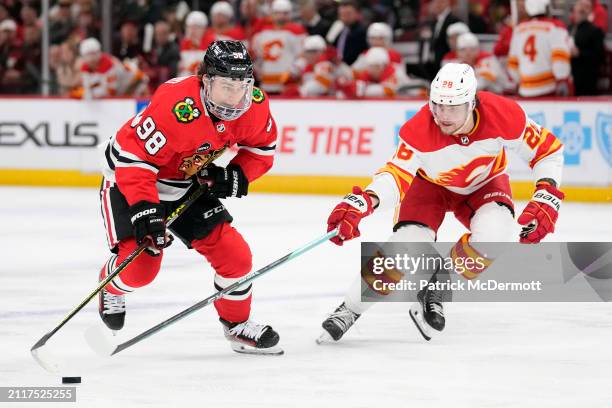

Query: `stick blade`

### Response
(31, 347, 63, 374)
(83, 324, 117, 357)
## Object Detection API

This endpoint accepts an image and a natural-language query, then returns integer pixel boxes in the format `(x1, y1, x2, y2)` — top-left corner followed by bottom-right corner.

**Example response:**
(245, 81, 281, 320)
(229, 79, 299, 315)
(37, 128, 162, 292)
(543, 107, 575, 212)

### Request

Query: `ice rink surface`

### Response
(2, 186, 612, 408)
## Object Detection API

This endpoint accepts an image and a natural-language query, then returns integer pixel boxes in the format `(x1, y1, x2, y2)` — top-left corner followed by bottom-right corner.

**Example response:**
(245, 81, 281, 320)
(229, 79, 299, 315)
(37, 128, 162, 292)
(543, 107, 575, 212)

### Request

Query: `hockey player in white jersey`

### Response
(318, 63, 565, 343)
(507, 0, 572, 96)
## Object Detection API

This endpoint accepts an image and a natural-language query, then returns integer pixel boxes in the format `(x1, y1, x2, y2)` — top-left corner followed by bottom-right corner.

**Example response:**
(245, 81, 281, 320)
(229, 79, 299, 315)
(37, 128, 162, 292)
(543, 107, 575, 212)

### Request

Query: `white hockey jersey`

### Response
(79, 53, 147, 99)
(366, 92, 564, 208)
(507, 17, 571, 97)
(251, 23, 307, 93)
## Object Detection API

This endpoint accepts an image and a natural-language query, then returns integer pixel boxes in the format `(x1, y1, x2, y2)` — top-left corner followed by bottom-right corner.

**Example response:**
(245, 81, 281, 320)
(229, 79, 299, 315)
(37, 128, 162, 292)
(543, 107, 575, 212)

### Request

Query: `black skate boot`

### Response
(98, 288, 126, 331)
(409, 278, 446, 341)
(317, 302, 361, 343)
(220, 318, 283, 355)
(98, 261, 126, 331)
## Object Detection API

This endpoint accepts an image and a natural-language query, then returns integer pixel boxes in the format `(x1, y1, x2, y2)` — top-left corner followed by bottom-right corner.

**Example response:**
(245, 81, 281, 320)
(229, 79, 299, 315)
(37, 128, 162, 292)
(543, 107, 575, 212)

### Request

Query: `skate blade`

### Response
(409, 303, 432, 341)
(230, 342, 284, 356)
(315, 331, 335, 345)
(83, 324, 117, 357)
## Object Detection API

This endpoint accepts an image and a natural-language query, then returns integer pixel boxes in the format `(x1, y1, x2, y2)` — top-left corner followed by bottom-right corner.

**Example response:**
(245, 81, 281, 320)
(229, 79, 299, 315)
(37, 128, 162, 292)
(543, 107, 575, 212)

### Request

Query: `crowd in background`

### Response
(0, 0, 609, 98)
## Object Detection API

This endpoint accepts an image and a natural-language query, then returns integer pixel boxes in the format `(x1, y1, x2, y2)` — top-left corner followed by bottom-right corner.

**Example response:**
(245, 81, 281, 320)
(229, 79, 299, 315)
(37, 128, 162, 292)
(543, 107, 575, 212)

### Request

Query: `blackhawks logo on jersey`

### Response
(252, 87, 265, 104)
(173, 97, 201, 124)
(178, 143, 229, 178)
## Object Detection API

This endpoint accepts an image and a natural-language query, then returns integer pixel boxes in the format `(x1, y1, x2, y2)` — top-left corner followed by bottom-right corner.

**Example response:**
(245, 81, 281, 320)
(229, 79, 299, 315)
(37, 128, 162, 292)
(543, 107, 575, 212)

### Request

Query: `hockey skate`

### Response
(98, 267, 126, 332)
(220, 318, 283, 355)
(409, 283, 445, 341)
(317, 302, 360, 344)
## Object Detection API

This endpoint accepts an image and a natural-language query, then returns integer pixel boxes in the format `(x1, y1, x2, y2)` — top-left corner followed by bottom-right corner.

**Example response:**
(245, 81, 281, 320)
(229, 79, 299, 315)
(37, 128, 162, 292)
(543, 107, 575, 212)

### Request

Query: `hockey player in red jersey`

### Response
(319, 63, 565, 343)
(98, 40, 282, 355)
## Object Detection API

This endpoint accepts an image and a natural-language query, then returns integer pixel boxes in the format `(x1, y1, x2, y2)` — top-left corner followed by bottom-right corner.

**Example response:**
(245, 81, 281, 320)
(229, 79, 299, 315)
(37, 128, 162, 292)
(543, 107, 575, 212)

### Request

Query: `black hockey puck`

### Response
(61, 377, 81, 384)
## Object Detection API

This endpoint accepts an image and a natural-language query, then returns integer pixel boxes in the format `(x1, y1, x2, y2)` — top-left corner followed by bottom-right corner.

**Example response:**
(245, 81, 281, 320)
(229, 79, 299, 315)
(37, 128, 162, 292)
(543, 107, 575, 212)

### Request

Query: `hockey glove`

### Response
(327, 186, 374, 246)
(518, 182, 565, 243)
(128, 201, 172, 255)
(198, 163, 248, 199)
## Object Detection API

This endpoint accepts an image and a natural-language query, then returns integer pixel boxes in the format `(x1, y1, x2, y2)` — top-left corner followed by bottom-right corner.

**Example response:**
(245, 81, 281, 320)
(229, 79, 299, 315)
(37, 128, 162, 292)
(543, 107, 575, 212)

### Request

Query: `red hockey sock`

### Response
(101, 238, 163, 295)
(192, 223, 253, 323)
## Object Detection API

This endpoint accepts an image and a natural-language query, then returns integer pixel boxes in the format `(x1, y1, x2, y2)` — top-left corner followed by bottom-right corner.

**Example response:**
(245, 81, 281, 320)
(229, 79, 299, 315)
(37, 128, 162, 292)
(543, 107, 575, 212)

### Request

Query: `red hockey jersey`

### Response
(102, 75, 277, 205)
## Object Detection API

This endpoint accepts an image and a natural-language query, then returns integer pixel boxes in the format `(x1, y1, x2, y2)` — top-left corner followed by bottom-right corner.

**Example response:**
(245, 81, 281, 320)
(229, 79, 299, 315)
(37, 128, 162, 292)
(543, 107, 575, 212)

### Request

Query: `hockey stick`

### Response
(31, 184, 207, 373)
(85, 228, 339, 357)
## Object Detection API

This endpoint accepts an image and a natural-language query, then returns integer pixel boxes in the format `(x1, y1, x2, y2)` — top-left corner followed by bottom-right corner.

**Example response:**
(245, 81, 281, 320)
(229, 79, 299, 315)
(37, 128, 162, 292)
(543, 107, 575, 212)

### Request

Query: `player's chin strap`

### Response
(30, 184, 208, 374)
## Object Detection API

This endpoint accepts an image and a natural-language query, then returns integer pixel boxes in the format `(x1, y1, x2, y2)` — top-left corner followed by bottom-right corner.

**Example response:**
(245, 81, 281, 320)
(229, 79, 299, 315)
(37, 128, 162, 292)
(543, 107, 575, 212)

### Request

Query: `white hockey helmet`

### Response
(525, 0, 549, 16)
(272, 0, 292, 13)
(364, 47, 389, 66)
(210, 1, 234, 18)
(429, 63, 477, 106)
(367, 22, 392, 45)
(79, 37, 101, 56)
(446, 22, 470, 37)
(456, 32, 479, 49)
(303, 35, 327, 52)
(185, 10, 208, 27)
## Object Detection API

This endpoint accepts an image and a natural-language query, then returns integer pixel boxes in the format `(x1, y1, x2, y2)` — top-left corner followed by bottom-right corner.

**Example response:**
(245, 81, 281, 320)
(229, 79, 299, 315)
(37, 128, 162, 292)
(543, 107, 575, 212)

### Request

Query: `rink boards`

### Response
(0, 96, 610, 201)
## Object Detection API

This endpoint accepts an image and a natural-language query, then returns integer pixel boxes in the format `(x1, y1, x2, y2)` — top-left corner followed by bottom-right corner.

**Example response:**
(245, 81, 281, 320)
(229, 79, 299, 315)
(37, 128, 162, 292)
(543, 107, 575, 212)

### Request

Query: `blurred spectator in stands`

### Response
(352, 22, 402, 74)
(206, 2, 246, 42)
(418, 0, 460, 80)
(54, 41, 81, 97)
(569, 0, 605, 96)
(441, 21, 470, 66)
(251, 0, 306, 94)
(468, 0, 489, 33)
(162, 4, 183, 40)
(239, 0, 265, 39)
(493, 0, 528, 60)
(20, 3, 40, 30)
(78, 37, 148, 98)
(141, 20, 180, 90)
(114, 20, 143, 62)
(285, 34, 351, 97)
(71, 4, 99, 41)
(299, 0, 332, 38)
(456, 32, 510, 94)
(50, 0, 75, 45)
(339, 47, 412, 98)
(327, 0, 368, 66)
(0, 21, 41, 94)
(178, 11, 209, 76)
(589, 0, 608, 33)
(0, 4, 10, 22)
(508, 0, 572, 97)
(0, 19, 22, 93)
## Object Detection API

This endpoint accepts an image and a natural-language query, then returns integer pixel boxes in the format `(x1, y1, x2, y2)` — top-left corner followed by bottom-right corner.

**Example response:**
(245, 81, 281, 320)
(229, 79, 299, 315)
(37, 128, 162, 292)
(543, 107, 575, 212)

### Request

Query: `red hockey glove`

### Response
(518, 183, 565, 243)
(327, 186, 374, 246)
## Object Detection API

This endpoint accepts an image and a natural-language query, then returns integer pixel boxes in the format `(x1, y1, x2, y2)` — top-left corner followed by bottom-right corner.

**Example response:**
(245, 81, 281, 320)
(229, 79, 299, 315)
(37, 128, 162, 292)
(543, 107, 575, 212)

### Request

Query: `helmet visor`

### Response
(204, 76, 254, 121)
(430, 101, 469, 123)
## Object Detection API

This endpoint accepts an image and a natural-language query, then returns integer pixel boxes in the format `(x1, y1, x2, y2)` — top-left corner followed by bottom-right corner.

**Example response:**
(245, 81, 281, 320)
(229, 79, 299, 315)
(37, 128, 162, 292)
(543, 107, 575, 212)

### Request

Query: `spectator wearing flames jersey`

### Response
(351, 23, 403, 75)
(441, 21, 471, 66)
(507, 0, 572, 97)
(78, 37, 148, 99)
(339, 47, 410, 98)
(456, 32, 511, 94)
(204, 2, 247, 44)
(286, 34, 351, 97)
(178, 11, 212, 77)
(251, 0, 307, 94)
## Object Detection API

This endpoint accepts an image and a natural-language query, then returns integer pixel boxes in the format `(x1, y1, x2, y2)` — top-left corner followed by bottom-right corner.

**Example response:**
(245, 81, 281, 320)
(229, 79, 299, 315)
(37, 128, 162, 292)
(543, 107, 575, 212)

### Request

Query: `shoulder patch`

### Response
(172, 97, 201, 124)
(252, 87, 265, 104)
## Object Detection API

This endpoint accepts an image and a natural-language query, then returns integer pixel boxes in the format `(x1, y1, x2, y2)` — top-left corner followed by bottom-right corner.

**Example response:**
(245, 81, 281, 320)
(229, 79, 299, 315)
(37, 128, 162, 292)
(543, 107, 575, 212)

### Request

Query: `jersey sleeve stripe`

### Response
(237, 145, 276, 156)
(375, 162, 414, 201)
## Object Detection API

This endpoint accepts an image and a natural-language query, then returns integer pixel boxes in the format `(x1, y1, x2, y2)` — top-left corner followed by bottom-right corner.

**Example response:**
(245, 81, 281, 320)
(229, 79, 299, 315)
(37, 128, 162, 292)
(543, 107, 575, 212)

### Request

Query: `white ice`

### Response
(1, 186, 612, 408)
